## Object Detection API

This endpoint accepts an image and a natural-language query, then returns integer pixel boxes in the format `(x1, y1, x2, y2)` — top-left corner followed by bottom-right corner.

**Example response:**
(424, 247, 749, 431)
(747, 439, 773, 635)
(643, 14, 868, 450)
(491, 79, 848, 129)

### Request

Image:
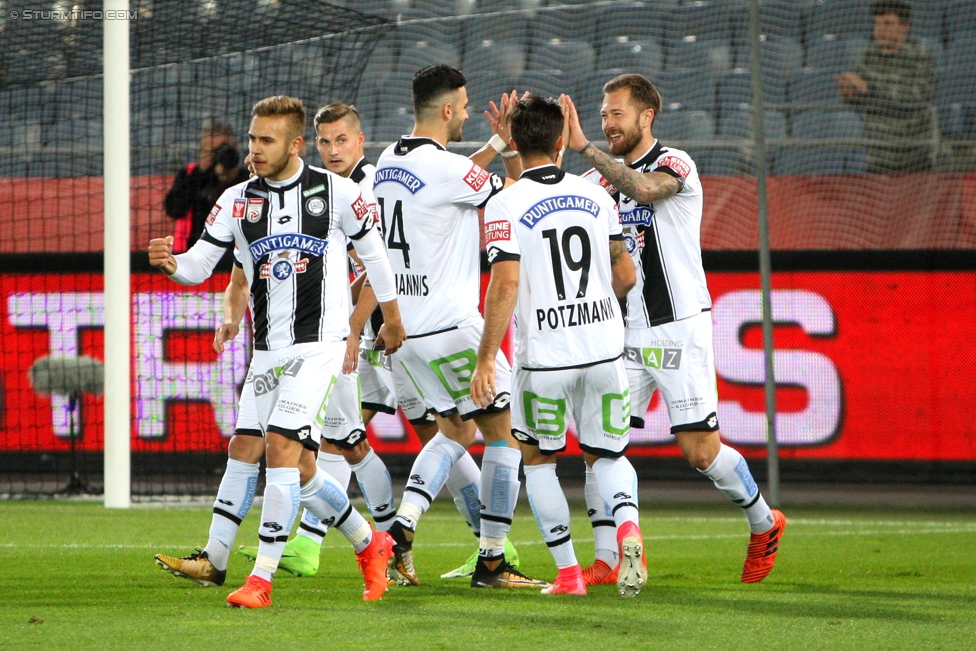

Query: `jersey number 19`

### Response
(542, 227, 591, 300)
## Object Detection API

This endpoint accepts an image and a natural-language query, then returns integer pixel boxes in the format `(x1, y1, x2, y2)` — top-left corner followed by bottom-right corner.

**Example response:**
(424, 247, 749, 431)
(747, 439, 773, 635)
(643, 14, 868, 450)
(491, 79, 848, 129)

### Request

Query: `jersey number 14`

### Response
(376, 198, 411, 268)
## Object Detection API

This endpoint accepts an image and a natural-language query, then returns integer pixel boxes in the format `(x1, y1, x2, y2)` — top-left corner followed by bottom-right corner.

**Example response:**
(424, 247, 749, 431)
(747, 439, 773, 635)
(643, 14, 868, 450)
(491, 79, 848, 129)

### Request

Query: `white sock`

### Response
(251, 467, 301, 582)
(524, 464, 577, 569)
(295, 452, 352, 545)
(701, 444, 774, 533)
(204, 458, 260, 571)
(592, 456, 640, 527)
(350, 449, 397, 532)
(446, 452, 482, 537)
(396, 433, 466, 531)
(301, 469, 373, 553)
(478, 445, 521, 561)
(584, 464, 618, 566)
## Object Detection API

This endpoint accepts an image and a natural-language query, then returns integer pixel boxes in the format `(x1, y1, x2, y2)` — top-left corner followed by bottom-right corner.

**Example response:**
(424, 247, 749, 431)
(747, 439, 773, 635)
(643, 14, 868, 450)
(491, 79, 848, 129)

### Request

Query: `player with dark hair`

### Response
(151, 95, 405, 608)
(472, 95, 645, 597)
(563, 75, 786, 585)
(374, 64, 546, 589)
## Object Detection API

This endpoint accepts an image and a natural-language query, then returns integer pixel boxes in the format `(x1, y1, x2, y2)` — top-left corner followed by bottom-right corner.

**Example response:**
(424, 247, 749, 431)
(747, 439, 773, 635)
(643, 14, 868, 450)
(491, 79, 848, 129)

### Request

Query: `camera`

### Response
(212, 143, 240, 170)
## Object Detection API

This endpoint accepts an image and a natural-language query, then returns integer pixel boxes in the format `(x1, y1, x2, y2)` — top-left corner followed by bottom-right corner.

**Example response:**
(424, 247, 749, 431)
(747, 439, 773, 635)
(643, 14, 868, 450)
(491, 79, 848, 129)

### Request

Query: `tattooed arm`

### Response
(562, 94, 681, 204)
(609, 238, 636, 299)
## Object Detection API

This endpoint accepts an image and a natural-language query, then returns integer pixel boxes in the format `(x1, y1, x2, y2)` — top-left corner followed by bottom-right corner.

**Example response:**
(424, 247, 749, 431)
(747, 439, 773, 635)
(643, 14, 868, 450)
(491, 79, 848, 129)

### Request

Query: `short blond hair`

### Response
(252, 95, 306, 140)
(314, 102, 361, 131)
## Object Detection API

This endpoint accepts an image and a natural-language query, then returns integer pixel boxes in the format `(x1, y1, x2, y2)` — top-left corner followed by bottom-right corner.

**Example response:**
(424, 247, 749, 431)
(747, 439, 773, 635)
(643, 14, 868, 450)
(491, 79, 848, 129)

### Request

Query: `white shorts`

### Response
(625, 311, 720, 434)
(318, 370, 368, 449)
(392, 324, 512, 421)
(511, 357, 631, 457)
(249, 341, 345, 451)
(361, 337, 436, 424)
(234, 371, 261, 435)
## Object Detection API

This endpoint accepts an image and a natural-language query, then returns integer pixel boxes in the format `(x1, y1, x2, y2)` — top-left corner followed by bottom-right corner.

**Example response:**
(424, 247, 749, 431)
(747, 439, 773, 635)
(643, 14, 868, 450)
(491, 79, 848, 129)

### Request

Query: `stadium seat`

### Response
(805, 0, 872, 42)
(651, 70, 717, 112)
(462, 11, 529, 46)
(463, 39, 527, 78)
(361, 41, 398, 88)
(530, 5, 601, 44)
(774, 109, 864, 174)
(667, 38, 733, 73)
(375, 72, 416, 117)
(373, 109, 415, 143)
(408, 0, 475, 16)
(514, 71, 568, 99)
(596, 38, 664, 76)
(806, 36, 869, 71)
(729, 0, 802, 45)
(396, 41, 461, 74)
(397, 16, 463, 49)
(664, 2, 733, 47)
(464, 71, 513, 119)
(653, 111, 716, 141)
(719, 107, 787, 141)
(719, 69, 788, 109)
(935, 67, 976, 135)
(528, 40, 596, 73)
(597, 2, 668, 44)
(573, 70, 615, 137)
(946, 0, 976, 41)
(789, 68, 846, 110)
(732, 37, 803, 78)
(946, 37, 976, 69)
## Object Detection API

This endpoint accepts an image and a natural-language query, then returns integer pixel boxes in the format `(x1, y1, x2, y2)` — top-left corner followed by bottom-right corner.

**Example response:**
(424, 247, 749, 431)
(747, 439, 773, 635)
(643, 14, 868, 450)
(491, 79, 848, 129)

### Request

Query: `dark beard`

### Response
(607, 126, 643, 157)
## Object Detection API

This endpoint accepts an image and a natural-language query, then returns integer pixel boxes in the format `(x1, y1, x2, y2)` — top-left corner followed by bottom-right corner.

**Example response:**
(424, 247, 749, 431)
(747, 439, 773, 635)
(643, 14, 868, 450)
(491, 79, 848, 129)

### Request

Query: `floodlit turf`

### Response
(1, 500, 974, 651)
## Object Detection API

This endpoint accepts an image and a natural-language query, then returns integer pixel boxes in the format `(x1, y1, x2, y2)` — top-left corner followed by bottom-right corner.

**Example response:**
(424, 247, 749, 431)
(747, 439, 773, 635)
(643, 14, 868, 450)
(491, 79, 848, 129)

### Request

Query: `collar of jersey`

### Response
(627, 140, 664, 170)
(519, 164, 565, 184)
(395, 136, 446, 155)
(349, 157, 370, 183)
(261, 159, 305, 193)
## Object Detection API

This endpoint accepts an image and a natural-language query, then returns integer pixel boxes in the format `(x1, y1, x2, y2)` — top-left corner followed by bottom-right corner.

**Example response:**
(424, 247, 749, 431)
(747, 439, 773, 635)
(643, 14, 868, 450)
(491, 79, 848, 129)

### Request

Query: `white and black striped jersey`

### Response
(373, 136, 505, 336)
(582, 141, 711, 328)
(484, 165, 625, 370)
(200, 160, 380, 351)
(348, 157, 386, 342)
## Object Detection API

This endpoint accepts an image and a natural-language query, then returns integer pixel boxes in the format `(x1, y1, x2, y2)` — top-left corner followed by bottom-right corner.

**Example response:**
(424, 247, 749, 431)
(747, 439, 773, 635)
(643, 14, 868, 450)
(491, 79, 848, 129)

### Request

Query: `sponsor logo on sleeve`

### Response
(206, 204, 221, 225)
(484, 220, 511, 244)
(232, 198, 247, 219)
(657, 155, 691, 179)
(464, 163, 490, 191)
(351, 194, 370, 220)
(598, 176, 618, 196)
(245, 197, 264, 223)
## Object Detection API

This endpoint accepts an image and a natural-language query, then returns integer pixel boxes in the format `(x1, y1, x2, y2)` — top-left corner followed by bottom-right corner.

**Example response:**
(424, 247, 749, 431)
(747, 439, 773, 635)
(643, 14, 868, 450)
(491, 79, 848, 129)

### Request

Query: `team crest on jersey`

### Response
(245, 197, 264, 223)
(232, 199, 247, 219)
(624, 232, 639, 254)
(373, 167, 426, 194)
(206, 203, 220, 225)
(260, 255, 309, 282)
(464, 163, 490, 191)
(305, 195, 327, 216)
(657, 156, 691, 179)
(484, 221, 510, 244)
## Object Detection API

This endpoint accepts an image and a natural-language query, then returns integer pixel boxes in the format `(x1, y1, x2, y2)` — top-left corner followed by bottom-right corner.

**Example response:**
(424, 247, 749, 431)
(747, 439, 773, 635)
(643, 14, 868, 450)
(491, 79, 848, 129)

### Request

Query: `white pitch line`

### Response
(3, 525, 975, 550)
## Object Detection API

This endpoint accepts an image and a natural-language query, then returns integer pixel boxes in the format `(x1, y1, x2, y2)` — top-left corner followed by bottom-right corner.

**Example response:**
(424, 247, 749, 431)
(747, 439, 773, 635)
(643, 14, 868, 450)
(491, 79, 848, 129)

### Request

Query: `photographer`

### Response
(164, 122, 249, 251)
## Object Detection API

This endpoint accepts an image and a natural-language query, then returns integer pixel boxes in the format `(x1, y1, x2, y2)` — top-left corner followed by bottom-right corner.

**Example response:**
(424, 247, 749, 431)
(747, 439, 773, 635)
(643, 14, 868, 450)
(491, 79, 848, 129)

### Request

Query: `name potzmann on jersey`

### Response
(536, 296, 617, 331)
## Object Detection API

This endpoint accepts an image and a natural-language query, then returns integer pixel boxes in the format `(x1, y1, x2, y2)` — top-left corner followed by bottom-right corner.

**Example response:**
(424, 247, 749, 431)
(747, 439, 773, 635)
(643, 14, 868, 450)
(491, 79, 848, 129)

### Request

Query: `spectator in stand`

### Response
(836, 0, 936, 173)
(164, 122, 249, 251)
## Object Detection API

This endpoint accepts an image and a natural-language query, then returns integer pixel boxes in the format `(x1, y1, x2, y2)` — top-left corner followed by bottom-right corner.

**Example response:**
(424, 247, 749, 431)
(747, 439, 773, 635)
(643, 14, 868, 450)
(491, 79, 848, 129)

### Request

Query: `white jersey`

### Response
(349, 157, 386, 342)
(373, 136, 505, 336)
(582, 141, 711, 328)
(202, 160, 379, 350)
(484, 164, 625, 370)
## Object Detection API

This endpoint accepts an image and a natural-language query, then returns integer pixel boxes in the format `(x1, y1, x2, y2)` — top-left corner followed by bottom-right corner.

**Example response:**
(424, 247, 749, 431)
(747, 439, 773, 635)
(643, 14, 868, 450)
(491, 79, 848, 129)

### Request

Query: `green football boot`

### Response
(237, 535, 321, 577)
(440, 538, 521, 579)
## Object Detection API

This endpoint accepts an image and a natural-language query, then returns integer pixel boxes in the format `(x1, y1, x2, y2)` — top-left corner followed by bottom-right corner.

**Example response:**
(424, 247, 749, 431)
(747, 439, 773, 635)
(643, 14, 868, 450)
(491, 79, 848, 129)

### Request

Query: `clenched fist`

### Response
(148, 236, 178, 275)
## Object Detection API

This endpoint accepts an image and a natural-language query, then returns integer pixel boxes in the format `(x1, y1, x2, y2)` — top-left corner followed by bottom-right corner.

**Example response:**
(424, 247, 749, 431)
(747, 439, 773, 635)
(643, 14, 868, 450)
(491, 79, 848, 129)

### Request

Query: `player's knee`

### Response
(228, 434, 265, 464)
(343, 439, 371, 465)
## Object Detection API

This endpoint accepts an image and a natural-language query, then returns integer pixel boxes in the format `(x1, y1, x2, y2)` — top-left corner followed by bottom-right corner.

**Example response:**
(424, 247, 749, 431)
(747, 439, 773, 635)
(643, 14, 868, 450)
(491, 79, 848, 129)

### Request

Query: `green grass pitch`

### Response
(1, 500, 974, 651)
